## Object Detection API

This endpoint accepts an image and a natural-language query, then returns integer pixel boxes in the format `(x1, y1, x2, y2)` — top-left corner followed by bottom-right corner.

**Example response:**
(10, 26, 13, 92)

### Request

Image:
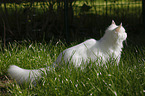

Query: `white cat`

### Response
(8, 20, 127, 84)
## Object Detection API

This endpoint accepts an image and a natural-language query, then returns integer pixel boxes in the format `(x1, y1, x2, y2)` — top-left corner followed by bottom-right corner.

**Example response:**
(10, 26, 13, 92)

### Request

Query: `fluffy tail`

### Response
(8, 65, 47, 84)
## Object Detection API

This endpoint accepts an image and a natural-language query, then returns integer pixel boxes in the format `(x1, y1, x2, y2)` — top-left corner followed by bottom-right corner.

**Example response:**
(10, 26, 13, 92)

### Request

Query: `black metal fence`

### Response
(0, 0, 143, 43)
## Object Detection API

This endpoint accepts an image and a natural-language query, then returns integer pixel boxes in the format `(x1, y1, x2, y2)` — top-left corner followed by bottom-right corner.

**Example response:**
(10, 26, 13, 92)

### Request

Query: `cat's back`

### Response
(81, 38, 97, 48)
(55, 38, 97, 64)
(63, 39, 97, 55)
(66, 38, 97, 50)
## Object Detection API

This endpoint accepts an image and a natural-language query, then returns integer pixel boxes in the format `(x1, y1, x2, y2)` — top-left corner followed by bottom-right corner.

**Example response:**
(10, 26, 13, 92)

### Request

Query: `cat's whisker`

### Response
(125, 40, 128, 47)
(124, 24, 129, 27)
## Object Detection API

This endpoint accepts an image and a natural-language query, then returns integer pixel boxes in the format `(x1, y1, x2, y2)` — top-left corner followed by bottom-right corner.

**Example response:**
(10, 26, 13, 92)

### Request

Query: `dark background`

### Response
(0, 0, 144, 46)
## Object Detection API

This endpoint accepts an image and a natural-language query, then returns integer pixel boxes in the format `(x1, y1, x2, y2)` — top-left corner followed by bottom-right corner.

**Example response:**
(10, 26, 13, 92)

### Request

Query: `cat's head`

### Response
(105, 20, 127, 42)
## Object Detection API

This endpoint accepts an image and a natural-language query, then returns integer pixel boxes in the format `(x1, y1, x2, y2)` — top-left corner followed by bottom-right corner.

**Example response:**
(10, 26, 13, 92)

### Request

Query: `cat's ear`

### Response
(115, 23, 122, 32)
(112, 20, 116, 25)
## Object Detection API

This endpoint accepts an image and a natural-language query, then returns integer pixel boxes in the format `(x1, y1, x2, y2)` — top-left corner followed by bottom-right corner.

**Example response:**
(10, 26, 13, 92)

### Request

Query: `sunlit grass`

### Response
(0, 0, 142, 16)
(0, 41, 144, 95)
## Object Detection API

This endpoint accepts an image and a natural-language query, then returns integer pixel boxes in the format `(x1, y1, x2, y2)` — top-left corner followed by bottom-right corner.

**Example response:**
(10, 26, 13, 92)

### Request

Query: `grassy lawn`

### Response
(0, 41, 144, 95)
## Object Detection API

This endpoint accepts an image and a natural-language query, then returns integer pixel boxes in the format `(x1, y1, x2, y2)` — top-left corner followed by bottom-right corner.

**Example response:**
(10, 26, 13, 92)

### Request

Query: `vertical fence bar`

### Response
(143, 0, 145, 30)
(106, 0, 108, 16)
(64, 0, 69, 43)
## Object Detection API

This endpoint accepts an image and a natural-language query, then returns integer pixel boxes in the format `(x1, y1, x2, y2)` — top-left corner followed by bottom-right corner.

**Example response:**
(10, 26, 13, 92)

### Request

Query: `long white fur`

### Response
(8, 20, 127, 84)
(8, 65, 46, 84)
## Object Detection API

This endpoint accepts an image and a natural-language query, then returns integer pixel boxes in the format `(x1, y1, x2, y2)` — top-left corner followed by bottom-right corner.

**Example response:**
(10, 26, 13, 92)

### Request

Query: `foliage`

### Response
(0, 0, 143, 44)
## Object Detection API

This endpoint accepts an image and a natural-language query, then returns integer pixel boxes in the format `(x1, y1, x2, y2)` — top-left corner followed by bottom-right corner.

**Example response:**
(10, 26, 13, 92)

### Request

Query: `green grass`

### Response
(1, 0, 142, 15)
(0, 41, 145, 95)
